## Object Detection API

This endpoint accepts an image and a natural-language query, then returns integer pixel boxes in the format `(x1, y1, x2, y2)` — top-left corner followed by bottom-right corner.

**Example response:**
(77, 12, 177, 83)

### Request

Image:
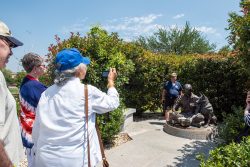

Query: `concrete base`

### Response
(163, 123, 217, 140)
(120, 108, 136, 131)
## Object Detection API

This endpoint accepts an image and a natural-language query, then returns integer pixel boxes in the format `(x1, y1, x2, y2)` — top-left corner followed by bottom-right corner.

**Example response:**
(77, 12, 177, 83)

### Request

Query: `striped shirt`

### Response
(244, 111, 250, 126)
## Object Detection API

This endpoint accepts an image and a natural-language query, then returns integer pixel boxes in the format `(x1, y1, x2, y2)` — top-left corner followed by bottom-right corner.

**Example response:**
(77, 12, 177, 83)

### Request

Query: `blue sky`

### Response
(2, 0, 240, 72)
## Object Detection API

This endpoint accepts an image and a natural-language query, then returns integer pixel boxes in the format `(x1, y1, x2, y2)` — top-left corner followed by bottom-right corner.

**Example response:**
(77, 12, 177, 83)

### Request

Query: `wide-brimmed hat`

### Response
(0, 20, 23, 47)
(55, 48, 90, 72)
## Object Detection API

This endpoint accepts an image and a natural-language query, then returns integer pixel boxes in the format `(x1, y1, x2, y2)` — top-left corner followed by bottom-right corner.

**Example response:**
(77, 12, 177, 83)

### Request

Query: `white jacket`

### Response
(32, 77, 119, 167)
(0, 71, 24, 166)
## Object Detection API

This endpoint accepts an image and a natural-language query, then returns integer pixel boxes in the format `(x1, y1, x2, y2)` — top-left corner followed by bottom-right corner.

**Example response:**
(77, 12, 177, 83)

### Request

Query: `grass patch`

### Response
(8, 86, 19, 95)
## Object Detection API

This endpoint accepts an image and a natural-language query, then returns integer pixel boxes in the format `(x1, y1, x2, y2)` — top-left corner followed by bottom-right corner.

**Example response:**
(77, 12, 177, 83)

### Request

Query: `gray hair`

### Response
(21, 52, 43, 73)
(54, 63, 87, 86)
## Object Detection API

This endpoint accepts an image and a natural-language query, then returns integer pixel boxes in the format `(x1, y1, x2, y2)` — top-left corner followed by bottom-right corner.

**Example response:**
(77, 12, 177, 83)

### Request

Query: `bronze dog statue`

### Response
(196, 93, 217, 127)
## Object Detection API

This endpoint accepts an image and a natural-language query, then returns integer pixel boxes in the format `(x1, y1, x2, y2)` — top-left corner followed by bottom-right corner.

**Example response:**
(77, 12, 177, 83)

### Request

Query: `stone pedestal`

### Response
(163, 123, 217, 140)
(120, 108, 136, 131)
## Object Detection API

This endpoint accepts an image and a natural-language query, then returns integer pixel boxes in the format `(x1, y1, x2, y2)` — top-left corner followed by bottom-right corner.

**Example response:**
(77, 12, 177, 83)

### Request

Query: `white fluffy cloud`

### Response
(60, 14, 163, 41)
(60, 14, 220, 41)
(103, 14, 163, 40)
(173, 13, 185, 19)
(195, 26, 216, 34)
(195, 26, 221, 36)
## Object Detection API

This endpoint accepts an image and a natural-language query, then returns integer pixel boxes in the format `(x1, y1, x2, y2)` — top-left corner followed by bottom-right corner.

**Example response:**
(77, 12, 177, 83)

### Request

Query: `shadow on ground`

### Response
(167, 140, 216, 167)
(149, 121, 165, 126)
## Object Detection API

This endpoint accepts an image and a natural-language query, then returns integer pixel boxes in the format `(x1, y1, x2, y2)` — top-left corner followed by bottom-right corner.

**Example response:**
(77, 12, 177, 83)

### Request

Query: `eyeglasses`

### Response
(0, 38, 13, 55)
(0, 38, 14, 48)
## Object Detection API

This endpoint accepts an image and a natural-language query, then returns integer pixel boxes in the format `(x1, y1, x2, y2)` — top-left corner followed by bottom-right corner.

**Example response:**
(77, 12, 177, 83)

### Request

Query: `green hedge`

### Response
(125, 52, 248, 119)
(178, 57, 248, 120)
(218, 106, 246, 143)
(124, 51, 196, 113)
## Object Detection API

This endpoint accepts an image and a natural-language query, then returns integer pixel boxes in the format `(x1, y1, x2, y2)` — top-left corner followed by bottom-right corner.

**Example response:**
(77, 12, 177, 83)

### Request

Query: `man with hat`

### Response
(0, 20, 24, 166)
(161, 72, 182, 124)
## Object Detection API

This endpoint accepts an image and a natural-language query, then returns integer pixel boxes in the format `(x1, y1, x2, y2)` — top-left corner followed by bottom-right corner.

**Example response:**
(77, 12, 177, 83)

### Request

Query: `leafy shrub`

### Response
(97, 103, 125, 144)
(218, 106, 246, 144)
(15, 71, 26, 88)
(125, 51, 199, 114)
(1, 68, 16, 86)
(124, 51, 171, 114)
(198, 136, 250, 167)
(227, 0, 250, 59)
(126, 51, 248, 119)
(136, 22, 216, 55)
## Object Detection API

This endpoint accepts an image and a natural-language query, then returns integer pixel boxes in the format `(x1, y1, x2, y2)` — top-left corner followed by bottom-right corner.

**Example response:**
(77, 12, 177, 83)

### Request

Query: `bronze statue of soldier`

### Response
(170, 84, 205, 128)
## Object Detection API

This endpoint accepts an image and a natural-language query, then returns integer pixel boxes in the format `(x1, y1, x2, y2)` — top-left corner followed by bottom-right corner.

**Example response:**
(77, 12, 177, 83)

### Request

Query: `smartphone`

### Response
(102, 71, 109, 77)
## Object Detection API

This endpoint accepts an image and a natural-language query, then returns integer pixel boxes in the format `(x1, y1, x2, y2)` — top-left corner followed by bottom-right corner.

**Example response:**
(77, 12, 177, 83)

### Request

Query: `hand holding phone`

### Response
(107, 68, 117, 88)
(102, 71, 109, 77)
(108, 68, 117, 80)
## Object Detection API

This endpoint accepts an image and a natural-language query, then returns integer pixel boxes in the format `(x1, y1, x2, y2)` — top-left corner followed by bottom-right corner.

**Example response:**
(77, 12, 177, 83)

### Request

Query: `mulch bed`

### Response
(105, 132, 133, 149)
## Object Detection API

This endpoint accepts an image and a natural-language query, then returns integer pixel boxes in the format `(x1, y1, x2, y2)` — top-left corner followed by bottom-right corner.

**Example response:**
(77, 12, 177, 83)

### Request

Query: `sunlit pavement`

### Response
(97, 119, 216, 167)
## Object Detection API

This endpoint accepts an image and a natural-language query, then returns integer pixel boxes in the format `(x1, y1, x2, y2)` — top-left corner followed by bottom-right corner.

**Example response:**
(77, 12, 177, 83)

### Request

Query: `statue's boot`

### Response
(170, 113, 182, 125)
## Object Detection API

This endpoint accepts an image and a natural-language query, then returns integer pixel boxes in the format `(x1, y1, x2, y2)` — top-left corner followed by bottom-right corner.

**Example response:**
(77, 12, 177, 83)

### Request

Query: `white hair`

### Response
(54, 63, 87, 86)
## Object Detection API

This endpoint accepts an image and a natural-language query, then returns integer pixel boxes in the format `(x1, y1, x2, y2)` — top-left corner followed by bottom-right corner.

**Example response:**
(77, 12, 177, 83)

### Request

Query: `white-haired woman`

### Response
(32, 48, 119, 167)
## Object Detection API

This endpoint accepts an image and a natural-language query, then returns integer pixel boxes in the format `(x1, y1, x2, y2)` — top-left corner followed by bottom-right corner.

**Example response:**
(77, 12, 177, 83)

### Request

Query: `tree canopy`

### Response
(227, 0, 250, 59)
(135, 22, 216, 55)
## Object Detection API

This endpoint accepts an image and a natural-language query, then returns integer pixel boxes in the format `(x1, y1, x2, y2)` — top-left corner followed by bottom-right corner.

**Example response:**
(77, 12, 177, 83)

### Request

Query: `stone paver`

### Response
(98, 119, 216, 167)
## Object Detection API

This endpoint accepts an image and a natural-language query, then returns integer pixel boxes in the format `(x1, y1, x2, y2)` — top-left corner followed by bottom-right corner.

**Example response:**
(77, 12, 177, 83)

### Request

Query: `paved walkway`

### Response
(98, 119, 216, 167)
